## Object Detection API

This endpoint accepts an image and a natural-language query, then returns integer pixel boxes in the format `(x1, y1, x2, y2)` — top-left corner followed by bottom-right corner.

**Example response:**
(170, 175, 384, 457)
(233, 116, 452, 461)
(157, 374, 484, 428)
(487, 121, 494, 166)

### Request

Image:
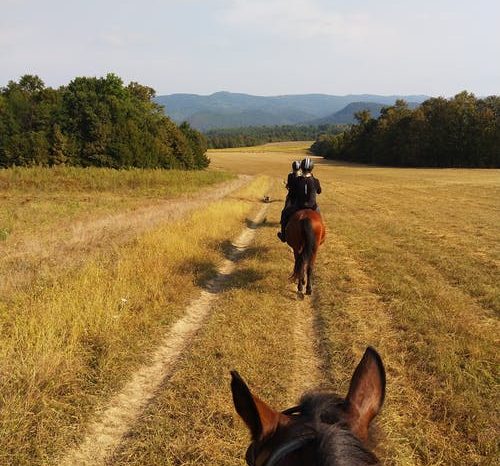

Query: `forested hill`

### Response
(311, 101, 421, 125)
(0, 74, 209, 169)
(155, 92, 429, 130)
(310, 93, 500, 168)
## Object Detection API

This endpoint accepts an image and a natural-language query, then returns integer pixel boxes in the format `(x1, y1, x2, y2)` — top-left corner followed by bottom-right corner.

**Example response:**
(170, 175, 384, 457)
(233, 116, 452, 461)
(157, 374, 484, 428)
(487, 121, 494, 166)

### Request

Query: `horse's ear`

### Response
(344, 347, 386, 441)
(230, 371, 281, 441)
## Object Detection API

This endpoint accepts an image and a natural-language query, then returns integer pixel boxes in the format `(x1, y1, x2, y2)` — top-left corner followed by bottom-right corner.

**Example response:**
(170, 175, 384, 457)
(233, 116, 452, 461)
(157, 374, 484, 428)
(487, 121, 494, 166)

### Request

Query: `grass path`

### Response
(3, 144, 498, 465)
(60, 204, 269, 466)
(1, 175, 248, 299)
(0, 175, 270, 465)
(107, 179, 328, 466)
(286, 299, 322, 404)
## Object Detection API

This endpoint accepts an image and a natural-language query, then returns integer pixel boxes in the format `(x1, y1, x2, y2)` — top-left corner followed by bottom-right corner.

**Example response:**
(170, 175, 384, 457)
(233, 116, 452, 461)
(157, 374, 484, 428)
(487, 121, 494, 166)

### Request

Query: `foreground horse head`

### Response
(231, 347, 385, 466)
(286, 209, 325, 296)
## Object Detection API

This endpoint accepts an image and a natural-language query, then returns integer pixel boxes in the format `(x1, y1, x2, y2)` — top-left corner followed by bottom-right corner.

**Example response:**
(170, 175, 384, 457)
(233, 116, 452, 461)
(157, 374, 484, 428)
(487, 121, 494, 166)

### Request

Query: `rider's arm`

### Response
(316, 178, 322, 194)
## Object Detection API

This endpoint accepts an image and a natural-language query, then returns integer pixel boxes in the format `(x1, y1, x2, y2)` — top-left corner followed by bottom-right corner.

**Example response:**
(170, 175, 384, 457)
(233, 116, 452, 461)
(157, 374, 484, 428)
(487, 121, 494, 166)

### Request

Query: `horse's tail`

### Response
(292, 217, 316, 281)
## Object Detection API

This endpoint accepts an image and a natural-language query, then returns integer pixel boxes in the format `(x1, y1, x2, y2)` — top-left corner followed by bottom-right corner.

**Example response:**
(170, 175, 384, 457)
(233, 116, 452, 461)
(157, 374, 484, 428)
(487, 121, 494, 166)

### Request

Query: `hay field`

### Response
(0, 167, 235, 300)
(128, 142, 496, 466)
(0, 168, 262, 464)
(1, 145, 498, 465)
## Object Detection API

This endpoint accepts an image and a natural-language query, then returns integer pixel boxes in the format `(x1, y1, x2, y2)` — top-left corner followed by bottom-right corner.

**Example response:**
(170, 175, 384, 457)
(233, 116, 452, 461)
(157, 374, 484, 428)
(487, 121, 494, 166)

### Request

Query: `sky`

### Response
(1, 0, 499, 96)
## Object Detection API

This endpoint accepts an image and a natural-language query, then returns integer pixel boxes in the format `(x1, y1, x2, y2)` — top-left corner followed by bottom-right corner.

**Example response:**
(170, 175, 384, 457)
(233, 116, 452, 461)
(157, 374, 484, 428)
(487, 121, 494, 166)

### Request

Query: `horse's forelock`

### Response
(293, 391, 381, 465)
(297, 391, 346, 425)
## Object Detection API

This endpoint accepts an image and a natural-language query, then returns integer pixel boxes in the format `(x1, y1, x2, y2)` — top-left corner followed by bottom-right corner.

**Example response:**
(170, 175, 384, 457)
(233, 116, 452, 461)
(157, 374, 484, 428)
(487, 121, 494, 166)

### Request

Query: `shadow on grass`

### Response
(176, 259, 219, 287)
(177, 240, 267, 295)
(245, 217, 280, 229)
(217, 267, 264, 292)
(220, 240, 270, 262)
(310, 288, 335, 386)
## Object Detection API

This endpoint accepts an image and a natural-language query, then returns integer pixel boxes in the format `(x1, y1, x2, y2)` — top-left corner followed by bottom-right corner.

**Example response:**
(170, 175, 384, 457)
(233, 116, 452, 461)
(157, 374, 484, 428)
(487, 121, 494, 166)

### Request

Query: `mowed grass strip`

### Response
(323, 172, 499, 314)
(108, 182, 323, 466)
(0, 176, 266, 466)
(117, 142, 498, 466)
(208, 141, 315, 176)
(313, 168, 499, 465)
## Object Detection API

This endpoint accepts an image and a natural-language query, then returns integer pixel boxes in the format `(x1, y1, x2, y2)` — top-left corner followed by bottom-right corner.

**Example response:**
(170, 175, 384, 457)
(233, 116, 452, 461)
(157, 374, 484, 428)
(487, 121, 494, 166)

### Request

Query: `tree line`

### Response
(205, 124, 345, 149)
(0, 74, 209, 169)
(310, 92, 500, 168)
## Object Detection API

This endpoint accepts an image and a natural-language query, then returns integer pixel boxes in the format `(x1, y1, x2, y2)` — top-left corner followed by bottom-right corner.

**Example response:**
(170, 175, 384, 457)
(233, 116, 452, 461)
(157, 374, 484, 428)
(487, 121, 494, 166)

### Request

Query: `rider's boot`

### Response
(277, 224, 286, 242)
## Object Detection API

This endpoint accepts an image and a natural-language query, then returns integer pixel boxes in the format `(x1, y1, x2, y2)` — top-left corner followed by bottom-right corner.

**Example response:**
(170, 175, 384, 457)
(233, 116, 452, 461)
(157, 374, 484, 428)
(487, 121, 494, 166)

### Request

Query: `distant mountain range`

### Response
(154, 91, 430, 130)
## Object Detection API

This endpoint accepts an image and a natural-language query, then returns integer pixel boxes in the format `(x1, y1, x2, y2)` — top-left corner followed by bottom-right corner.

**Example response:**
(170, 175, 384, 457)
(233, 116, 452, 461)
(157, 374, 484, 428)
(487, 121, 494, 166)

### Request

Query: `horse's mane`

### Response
(294, 391, 380, 466)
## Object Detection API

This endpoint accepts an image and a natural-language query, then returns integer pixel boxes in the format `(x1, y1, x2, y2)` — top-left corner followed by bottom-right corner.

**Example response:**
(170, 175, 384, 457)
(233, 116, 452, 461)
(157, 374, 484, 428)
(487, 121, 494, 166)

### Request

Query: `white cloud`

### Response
(219, 0, 375, 41)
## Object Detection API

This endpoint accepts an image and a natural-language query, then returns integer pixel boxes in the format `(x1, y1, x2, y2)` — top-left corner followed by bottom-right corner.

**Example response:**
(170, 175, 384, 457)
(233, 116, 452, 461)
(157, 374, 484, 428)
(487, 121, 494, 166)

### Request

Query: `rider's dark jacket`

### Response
(286, 172, 300, 205)
(295, 174, 321, 210)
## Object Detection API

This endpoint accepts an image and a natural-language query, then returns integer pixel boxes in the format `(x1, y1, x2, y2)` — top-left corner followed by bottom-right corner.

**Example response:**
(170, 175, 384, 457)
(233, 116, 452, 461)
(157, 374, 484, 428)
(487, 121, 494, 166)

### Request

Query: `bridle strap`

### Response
(262, 432, 317, 466)
(281, 406, 301, 416)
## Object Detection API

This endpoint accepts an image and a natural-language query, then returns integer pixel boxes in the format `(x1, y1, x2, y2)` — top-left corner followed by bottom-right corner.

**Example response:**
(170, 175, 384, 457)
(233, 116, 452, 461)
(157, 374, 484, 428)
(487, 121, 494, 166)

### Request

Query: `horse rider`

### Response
(277, 161, 301, 242)
(285, 160, 301, 207)
(277, 157, 322, 242)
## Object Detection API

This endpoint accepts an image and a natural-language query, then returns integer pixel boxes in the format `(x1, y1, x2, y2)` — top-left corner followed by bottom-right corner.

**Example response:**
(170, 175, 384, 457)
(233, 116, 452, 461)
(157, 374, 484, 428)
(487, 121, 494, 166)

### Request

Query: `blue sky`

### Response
(1, 0, 499, 96)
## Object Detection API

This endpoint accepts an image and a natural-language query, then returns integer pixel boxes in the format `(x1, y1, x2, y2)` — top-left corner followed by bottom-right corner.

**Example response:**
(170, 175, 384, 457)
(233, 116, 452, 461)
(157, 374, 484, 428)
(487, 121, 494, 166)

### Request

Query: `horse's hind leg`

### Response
(297, 275, 304, 294)
(297, 269, 305, 297)
(297, 279, 305, 300)
(293, 250, 303, 295)
(305, 264, 313, 295)
(298, 264, 308, 298)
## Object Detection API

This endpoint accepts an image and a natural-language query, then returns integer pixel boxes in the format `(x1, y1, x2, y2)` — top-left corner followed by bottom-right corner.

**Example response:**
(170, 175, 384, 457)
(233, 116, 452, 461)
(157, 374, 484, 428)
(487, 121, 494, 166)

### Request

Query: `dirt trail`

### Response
(0, 175, 251, 297)
(59, 203, 269, 466)
(286, 297, 323, 405)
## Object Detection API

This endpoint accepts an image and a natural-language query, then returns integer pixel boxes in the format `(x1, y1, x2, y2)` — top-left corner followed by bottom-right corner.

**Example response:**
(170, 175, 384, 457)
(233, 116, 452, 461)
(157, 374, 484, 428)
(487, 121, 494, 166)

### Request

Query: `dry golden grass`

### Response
(111, 143, 498, 465)
(0, 166, 233, 242)
(313, 164, 499, 465)
(0, 167, 239, 302)
(2, 145, 498, 466)
(109, 181, 320, 466)
(208, 141, 317, 176)
(0, 172, 265, 465)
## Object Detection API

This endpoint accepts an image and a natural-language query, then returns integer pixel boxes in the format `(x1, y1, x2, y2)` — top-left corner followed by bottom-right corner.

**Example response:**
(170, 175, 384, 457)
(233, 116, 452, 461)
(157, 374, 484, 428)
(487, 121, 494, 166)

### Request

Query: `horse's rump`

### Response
(286, 209, 325, 250)
(286, 209, 325, 291)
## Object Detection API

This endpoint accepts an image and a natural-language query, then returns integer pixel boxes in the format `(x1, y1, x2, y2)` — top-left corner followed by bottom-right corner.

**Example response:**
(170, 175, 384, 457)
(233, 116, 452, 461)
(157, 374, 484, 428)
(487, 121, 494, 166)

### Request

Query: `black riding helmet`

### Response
(292, 160, 301, 171)
(300, 158, 314, 172)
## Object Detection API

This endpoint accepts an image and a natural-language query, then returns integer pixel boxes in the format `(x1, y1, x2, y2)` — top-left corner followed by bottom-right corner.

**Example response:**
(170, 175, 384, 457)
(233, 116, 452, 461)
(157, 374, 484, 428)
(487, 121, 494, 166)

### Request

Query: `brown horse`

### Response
(285, 209, 325, 296)
(231, 347, 386, 466)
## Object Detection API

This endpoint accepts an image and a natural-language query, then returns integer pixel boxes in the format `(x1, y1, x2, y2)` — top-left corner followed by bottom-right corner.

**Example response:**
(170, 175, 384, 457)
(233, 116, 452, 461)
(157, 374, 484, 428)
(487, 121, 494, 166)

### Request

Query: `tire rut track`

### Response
(59, 203, 269, 466)
(286, 297, 323, 405)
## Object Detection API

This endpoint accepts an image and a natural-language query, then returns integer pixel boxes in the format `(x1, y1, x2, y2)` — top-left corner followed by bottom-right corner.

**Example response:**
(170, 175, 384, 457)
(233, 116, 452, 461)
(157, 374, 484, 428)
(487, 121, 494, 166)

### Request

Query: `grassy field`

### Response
(0, 167, 233, 242)
(0, 167, 261, 465)
(208, 141, 314, 177)
(1, 146, 498, 465)
(0, 167, 236, 304)
(208, 144, 499, 465)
